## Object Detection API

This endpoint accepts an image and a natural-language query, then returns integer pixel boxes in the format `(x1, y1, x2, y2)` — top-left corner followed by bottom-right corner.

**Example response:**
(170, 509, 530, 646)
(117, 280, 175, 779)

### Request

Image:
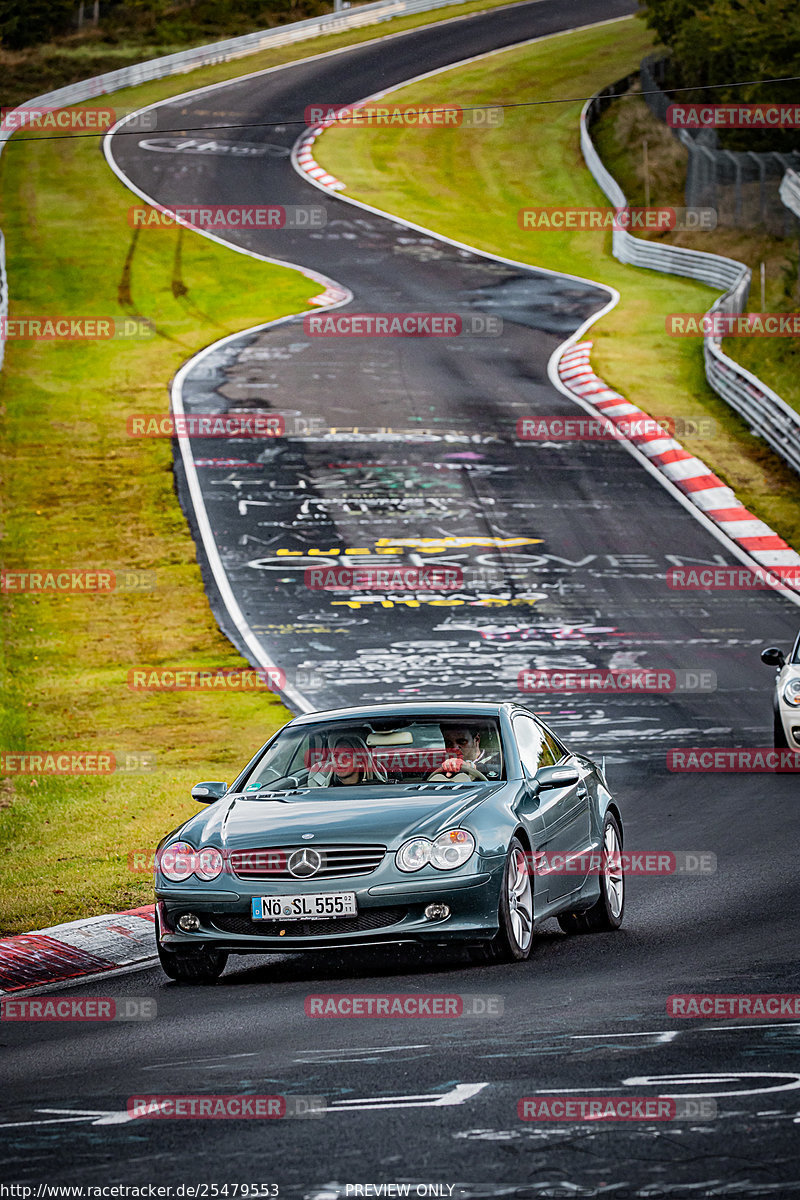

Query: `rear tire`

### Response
(557, 813, 624, 934)
(157, 940, 228, 983)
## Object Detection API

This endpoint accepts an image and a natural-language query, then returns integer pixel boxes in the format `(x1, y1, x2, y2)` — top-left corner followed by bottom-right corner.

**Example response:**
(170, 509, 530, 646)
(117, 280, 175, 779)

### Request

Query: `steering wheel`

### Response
(427, 764, 488, 783)
(256, 769, 309, 792)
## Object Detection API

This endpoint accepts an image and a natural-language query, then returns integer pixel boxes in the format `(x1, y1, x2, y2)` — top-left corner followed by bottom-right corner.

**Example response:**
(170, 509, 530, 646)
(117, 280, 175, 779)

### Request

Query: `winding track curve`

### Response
(105, 0, 800, 766)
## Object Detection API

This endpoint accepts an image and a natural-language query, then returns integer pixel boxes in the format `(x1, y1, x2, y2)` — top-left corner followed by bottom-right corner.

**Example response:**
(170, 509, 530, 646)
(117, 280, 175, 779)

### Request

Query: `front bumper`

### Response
(156, 865, 504, 953)
(778, 701, 800, 749)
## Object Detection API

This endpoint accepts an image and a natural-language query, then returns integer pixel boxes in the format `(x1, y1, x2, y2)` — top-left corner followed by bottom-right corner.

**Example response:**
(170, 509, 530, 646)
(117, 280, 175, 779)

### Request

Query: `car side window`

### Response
(513, 714, 557, 775)
(542, 729, 564, 764)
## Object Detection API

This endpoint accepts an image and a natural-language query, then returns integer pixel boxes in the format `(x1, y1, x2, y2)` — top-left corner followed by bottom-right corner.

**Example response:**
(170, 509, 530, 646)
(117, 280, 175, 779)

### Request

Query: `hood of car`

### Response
(174, 783, 504, 850)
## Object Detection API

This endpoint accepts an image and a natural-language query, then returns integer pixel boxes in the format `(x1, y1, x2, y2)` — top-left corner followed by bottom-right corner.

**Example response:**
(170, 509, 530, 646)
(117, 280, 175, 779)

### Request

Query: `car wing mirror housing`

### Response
(191, 781, 228, 803)
(761, 647, 786, 668)
(534, 764, 581, 790)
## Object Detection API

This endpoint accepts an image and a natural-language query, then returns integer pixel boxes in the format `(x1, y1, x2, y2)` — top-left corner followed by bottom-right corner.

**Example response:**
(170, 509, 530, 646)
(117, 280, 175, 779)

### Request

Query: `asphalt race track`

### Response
(3, 1, 800, 1195)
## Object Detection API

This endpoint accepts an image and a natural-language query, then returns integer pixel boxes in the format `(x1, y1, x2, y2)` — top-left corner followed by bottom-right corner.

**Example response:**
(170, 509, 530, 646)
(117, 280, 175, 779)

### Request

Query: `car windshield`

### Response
(240, 715, 505, 792)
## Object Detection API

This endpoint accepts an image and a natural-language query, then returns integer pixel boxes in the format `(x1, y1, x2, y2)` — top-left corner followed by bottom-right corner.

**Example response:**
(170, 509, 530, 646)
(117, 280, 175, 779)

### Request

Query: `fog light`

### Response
(177, 913, 201, 932)
(424, 903, 450, 921)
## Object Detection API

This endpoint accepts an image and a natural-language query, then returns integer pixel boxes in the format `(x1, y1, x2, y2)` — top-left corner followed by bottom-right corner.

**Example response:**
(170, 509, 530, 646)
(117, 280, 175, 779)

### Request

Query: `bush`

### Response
(639, 0, 800, 150)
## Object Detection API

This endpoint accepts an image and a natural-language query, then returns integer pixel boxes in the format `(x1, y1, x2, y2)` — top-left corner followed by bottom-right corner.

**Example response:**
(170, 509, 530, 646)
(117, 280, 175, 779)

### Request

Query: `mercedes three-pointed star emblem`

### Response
(287, 848, 323, 878)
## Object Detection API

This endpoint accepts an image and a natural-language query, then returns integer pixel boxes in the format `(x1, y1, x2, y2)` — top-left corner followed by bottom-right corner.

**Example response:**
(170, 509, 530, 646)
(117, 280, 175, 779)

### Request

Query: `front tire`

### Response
(157, 940, 228, 983)
(492, 837, 534, 961)
(774, 709, 789, 748)
(558, 813, 625, 934)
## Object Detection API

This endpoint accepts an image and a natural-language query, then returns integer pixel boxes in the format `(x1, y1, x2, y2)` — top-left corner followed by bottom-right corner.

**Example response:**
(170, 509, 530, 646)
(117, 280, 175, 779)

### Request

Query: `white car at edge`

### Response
(762, 632, 800, 748)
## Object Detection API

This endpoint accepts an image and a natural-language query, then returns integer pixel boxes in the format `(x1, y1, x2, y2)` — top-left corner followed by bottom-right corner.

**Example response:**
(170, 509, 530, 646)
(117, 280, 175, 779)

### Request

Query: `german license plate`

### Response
(251, 892, 358, 920)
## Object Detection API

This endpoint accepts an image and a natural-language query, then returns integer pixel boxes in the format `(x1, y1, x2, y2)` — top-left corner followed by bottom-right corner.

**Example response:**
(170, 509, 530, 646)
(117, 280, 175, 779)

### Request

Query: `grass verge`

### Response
(314, 15, 800, 548)
(0, 0, 528, 935)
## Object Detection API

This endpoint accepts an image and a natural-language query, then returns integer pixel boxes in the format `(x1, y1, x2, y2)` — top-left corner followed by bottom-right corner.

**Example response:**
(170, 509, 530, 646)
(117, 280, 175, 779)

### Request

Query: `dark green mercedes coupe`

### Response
(154, 701, 624, 982)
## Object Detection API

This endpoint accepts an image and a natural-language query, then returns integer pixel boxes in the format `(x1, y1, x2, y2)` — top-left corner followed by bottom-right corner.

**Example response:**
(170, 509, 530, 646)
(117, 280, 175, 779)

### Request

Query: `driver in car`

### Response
(428, 723, 494, 782)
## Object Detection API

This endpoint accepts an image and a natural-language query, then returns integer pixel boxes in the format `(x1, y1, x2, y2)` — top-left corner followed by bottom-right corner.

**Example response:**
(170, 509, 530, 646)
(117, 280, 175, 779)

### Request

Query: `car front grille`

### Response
(228, 844, 386, 881)
(212, 907, 406, 938)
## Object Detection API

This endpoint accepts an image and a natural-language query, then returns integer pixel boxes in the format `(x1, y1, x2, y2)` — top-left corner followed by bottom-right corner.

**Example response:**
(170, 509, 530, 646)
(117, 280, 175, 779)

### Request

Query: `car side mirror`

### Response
(191, 781, 228, 803)
(761, 647, 786, 668)
(534, 765, 581, 790)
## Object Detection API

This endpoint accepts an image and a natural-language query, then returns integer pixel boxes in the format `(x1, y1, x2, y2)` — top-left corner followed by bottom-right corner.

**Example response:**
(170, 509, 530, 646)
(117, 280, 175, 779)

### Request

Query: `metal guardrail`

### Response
(780, 168, 800, 219)
(0, 0, 478, 366)
(0, 0, 471, 140)
(581, 77, 800, 478)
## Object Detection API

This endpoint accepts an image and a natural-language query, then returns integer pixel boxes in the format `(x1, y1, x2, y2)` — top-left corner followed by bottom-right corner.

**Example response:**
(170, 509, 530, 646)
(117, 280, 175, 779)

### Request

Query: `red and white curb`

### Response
(295, 119, 349, 193)
(308, 281, 351, 306)
(0, 905, 156, 994)
(558, 341, 800, 584)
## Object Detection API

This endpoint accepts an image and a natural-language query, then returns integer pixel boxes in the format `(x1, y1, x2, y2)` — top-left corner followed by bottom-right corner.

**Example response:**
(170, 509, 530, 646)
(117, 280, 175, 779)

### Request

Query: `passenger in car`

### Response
(308, 732, 388, 787)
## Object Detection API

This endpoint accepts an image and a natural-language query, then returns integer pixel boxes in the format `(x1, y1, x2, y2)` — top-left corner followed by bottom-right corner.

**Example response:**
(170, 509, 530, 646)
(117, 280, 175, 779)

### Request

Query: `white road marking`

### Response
(324, 1083, 488, 1112)
(539, 1071, 800, 1099)
(0, 1084, 489, 1128)
(623, 1072, 800, 1098)
(570, 1030, 679, 1041)
(0, 1109, 117, 1129)
(141, 1052, 258, 1070)
(298, 1044, 429, 1054)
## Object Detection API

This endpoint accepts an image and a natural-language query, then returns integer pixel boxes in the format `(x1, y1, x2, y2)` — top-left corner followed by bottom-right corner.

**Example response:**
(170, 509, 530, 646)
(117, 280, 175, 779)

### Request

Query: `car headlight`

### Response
(783, 679, 800, 706)
(396, 837, 431, 872)
(159, 841, 196, 882)
(431, 829, 475, 870)
(194, 847, 224, 881)
(396, 830, 475, 872)
(158, 842, 224, 882)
